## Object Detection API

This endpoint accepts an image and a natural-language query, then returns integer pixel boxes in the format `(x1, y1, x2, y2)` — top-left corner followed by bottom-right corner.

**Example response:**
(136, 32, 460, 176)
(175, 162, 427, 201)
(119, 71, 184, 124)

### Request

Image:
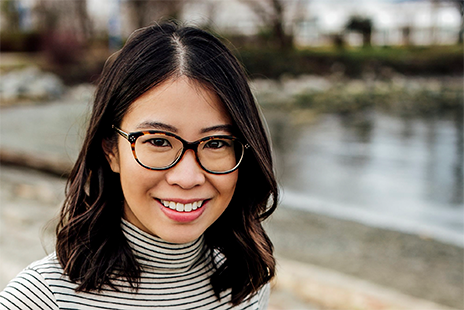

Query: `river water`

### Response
(264, 108, 464, 247)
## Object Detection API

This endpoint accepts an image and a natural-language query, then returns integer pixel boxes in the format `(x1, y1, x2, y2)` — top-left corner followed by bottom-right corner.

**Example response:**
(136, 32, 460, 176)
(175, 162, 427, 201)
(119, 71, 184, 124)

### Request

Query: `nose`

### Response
(165, 149, 206, 189)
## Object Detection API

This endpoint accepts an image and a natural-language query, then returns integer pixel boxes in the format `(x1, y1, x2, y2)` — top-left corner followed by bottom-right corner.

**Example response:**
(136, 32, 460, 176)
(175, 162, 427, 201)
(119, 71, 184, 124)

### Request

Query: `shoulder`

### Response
(0, 253, 60, 310)
(27, 252, 63, 278)
(243, 283, 271, 310)
(256, 283, 270, 309)
(212, 249, 270, 309)
(231, 283, 270, 310)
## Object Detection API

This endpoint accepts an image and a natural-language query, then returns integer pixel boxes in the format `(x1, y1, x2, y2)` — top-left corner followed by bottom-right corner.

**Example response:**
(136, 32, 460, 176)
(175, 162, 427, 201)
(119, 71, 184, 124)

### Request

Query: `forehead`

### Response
(121, 78, 232, 134)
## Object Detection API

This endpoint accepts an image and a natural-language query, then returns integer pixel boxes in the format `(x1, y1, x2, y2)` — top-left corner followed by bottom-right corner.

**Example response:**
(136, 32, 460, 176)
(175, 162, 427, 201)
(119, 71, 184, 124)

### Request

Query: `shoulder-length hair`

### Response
(56, 22, 278, 305)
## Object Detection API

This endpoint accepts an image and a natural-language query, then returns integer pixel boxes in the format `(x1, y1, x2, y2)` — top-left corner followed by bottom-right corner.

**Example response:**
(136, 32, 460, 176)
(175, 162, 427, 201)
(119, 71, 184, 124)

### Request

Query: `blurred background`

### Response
(0, 0, 463, 309)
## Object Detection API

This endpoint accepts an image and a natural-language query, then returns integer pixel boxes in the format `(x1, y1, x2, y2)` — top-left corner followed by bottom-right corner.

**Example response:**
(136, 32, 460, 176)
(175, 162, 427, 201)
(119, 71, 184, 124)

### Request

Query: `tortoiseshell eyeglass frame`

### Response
(112, 125, 250, 175)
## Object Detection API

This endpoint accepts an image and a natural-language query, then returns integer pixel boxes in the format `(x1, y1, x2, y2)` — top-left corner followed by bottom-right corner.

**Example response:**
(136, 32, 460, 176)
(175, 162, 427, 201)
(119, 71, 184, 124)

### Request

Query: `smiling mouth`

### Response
(159, 200, 205, 212)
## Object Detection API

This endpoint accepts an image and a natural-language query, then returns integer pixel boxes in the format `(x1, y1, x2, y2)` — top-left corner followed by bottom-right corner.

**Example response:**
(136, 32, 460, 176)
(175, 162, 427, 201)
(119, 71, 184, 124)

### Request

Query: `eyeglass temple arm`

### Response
(112, 125, 129, 140)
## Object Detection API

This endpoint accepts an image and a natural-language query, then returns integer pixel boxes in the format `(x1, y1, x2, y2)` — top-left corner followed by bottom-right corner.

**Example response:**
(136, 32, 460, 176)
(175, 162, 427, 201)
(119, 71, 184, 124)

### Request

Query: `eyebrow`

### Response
(200, 124, 234, 134)
(136, 121, 178, 133)
(135, 122, 234, 135)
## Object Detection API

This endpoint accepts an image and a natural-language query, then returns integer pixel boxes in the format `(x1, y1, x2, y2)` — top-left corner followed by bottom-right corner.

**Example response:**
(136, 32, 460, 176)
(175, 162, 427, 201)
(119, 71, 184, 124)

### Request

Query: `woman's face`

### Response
(106, 77, 238, 244)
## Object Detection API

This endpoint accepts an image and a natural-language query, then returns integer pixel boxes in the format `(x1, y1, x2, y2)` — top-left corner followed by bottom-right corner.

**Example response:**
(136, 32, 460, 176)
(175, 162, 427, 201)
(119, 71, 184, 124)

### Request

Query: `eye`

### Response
(204, 139, 230, 149)
(147, 138, 171, 148)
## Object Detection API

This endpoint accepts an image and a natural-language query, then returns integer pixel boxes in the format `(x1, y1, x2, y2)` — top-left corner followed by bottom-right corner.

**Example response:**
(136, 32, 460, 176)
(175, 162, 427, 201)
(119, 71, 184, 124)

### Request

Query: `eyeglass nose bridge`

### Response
(170, 140, 203, 168)
(182, 140, 201, 152)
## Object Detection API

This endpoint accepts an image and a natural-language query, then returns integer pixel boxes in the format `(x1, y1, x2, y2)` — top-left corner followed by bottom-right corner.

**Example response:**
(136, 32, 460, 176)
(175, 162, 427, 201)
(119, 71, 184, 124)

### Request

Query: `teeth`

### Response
(161, 200, 204, 213)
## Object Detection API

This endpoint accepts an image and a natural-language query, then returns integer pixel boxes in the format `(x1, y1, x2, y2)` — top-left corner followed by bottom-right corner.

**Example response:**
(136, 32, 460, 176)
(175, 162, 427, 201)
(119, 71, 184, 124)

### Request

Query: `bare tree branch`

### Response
(239, 0, 294, 50)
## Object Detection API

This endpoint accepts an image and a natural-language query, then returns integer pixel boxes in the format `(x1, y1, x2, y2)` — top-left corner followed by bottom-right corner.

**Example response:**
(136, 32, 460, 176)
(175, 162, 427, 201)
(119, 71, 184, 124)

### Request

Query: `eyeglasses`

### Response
(113, 126, 249, 174)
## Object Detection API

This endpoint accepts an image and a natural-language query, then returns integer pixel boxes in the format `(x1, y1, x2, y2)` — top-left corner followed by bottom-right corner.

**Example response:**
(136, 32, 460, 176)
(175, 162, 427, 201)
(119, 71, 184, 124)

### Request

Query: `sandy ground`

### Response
(265, 206, 464, 309)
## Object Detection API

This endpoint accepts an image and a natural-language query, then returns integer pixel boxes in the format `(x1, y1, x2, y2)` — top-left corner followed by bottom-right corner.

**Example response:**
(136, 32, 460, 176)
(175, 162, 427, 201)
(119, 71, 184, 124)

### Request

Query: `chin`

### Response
(155, 227, 205, 244)
(160, 233, 202, 244)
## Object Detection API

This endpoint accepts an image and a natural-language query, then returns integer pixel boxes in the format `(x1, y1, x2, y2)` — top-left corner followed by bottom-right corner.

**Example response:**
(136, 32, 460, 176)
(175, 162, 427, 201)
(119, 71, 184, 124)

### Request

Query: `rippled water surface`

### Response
(264, 109, 464, 246)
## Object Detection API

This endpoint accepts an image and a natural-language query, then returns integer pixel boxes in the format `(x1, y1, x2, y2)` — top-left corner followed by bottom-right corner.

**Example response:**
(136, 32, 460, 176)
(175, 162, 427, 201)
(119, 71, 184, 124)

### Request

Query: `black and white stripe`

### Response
(0, 220, 269, 309)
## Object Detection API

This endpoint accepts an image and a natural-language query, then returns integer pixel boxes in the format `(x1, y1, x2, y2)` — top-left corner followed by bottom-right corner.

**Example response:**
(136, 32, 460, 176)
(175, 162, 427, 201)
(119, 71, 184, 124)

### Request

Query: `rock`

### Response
(0, 67, 64, 103)
(24, 72, 64, 100)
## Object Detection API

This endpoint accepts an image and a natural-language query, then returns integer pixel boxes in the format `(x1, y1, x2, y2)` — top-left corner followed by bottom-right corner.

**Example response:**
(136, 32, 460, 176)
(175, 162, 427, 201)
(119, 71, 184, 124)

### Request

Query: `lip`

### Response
(157, 199, 208, 223)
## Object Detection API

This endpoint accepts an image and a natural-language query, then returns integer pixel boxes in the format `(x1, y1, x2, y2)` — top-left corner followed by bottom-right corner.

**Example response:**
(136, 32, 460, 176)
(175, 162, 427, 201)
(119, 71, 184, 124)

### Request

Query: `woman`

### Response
(0, 22, 278, 309)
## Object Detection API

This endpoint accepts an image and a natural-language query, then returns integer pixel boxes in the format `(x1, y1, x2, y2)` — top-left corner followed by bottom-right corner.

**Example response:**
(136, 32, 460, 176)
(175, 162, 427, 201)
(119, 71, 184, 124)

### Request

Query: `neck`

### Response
(121, 219, 207, 272)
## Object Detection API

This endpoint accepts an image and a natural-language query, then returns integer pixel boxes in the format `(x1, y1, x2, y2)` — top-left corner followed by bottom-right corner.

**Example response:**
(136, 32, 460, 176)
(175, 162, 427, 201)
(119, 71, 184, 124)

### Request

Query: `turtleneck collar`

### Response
(121, 219, 207, 272)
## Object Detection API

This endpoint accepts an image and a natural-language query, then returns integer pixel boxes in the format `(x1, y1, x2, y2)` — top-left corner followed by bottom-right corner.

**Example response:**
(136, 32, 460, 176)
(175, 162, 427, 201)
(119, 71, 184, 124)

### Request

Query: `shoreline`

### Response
(281, 189, 464, 248)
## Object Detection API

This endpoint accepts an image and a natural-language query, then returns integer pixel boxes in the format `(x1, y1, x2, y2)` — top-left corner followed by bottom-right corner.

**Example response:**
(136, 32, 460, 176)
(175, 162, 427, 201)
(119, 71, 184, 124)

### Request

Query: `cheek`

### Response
(118, 149, 159, 194)
(216, 172, 239, 201)
(117, 141, 148, 174)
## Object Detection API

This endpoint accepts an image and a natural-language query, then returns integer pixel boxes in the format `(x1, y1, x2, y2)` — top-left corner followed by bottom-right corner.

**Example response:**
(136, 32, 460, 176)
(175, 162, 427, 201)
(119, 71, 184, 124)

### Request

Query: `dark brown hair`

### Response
(56, 22, 278, 305)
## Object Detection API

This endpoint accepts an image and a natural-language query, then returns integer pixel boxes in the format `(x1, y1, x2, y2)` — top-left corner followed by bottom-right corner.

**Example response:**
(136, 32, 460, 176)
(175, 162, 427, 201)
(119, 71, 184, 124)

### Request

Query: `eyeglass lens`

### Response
(134, 133, 243, 173)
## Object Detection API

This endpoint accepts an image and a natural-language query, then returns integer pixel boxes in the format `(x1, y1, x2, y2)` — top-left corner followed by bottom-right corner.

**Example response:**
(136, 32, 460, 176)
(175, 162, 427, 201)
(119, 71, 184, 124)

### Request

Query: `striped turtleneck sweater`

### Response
(0, 220, 270, 309)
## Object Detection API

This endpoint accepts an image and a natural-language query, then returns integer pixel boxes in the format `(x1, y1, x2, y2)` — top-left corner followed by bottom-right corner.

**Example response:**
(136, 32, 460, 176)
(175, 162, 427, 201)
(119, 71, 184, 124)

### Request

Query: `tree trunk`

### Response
(75, 0, 92, 39)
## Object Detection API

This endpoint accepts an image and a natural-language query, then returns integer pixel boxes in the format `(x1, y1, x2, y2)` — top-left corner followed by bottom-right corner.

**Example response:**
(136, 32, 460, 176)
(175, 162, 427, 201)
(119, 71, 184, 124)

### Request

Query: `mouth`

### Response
(159, 199, 206, 213)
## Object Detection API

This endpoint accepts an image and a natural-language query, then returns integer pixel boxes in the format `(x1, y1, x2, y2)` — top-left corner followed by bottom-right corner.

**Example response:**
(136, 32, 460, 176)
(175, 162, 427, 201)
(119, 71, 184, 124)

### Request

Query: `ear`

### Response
(102, 138, 121, 173)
